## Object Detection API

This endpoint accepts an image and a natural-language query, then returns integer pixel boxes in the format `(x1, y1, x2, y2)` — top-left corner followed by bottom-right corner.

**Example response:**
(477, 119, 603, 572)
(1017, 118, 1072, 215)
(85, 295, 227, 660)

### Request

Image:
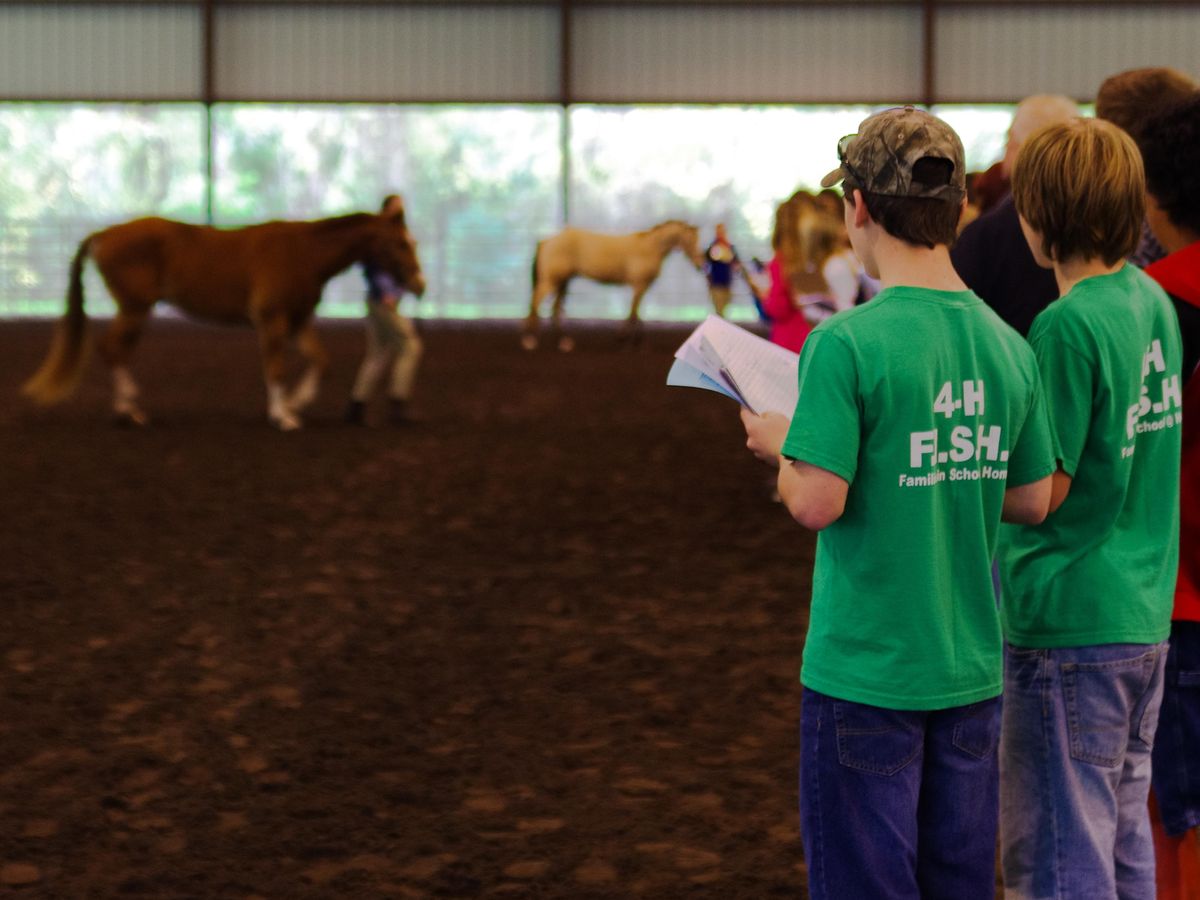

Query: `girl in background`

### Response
(759, 192, 859, 352)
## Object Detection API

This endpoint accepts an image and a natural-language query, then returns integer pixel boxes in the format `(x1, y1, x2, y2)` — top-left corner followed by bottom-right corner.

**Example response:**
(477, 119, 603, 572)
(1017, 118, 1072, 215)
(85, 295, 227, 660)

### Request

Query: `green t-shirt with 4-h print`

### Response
(780, 286, 1055, 711)
(1000, 265, 1182, 648)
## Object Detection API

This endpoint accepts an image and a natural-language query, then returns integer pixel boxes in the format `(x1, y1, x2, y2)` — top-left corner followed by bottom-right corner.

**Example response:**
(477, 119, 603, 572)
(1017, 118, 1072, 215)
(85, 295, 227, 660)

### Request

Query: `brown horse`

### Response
(523, 219, 704, 350)
(22, 210, 424, 430)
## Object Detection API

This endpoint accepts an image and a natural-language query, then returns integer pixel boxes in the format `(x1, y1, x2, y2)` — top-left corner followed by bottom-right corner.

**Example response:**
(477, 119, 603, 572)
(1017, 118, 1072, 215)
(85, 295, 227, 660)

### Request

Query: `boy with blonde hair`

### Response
(1001, 117, 1184, 898)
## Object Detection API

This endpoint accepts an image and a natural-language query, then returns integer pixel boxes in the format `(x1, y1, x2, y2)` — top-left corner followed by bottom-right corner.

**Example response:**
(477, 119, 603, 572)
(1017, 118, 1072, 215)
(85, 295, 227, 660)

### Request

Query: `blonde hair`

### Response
(1011, 118, 1144, 266)
(773, 192, 843, 294)
(771, 192, 803, 286)
(797, 204, 841, 278)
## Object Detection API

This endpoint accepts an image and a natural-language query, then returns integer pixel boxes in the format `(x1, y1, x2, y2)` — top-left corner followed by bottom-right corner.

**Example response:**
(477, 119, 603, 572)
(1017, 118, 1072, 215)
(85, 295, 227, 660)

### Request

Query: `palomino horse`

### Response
(22, 210, 424, 430)
(523, 219, 704, 350)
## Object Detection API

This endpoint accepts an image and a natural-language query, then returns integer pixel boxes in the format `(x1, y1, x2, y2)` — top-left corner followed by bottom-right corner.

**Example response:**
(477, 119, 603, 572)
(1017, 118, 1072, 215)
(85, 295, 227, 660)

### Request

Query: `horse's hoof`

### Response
(271, 414, 302, 432)
(618, 321, 645, 349)
(557, 335, 576, 353)
(287, 386, 318, 413)
(113, 409, 149, 428)
(520, 333, 539, 351)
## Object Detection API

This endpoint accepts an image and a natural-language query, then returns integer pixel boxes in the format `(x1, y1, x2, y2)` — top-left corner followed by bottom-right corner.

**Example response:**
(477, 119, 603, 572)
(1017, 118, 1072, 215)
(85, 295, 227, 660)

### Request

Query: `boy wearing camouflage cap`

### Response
(741, 107, 1054, 899)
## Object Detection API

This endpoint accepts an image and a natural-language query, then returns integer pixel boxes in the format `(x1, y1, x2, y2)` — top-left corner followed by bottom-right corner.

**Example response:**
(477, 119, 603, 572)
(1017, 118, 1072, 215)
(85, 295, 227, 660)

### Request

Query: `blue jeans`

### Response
(1000, 642, 1168, 900)
(1152, 621, 1200, 837)
(799, 687, 1001, 900)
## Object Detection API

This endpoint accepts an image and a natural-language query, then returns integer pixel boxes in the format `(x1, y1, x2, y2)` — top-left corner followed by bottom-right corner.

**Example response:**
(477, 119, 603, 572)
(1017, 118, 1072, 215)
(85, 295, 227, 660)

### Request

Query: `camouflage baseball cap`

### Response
(820, 106, 966, 201)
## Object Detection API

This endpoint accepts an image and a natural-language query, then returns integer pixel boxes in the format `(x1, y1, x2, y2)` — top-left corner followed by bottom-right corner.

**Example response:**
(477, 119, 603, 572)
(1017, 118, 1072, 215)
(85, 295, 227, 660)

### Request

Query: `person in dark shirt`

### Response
(951, 94, 1078, 335)
(703, 223, 741, 317)
(951, 195, 1057, 337)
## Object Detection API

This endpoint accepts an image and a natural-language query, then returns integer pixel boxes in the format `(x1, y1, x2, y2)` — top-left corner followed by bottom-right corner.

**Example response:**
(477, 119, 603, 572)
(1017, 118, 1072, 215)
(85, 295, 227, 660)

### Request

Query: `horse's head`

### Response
(674, 222, 705, 270)
(371, 208, 426, 297)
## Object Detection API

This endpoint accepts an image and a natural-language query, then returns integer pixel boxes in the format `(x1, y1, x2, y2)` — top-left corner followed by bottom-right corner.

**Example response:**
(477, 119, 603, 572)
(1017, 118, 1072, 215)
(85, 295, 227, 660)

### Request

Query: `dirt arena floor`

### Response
(0, 316, 819, 899)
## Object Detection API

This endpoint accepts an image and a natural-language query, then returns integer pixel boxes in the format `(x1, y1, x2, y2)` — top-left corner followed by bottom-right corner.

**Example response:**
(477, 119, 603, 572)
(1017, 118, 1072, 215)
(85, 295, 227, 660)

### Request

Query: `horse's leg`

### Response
(619, 284, 649, 347)
(96, 306, 152, 425)
(253, 308, 301, 431)
(93, 260, 159, 424)
(523, 278, 555, 351)
(287, 320, 329, 414)
(550, 284, 574, 352)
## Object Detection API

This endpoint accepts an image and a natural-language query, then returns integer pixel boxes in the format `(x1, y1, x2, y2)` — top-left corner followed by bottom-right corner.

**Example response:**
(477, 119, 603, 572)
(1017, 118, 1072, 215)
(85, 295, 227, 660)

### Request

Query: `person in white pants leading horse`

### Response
(345, 194, 424, 426)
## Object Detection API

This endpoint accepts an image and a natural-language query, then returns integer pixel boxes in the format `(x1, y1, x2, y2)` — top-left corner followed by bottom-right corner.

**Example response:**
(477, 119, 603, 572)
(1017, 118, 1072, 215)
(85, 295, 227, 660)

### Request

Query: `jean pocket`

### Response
(1062, 650, 1158, 768)
(834, 702, 922, 776)
(952, 699, 1001, 759)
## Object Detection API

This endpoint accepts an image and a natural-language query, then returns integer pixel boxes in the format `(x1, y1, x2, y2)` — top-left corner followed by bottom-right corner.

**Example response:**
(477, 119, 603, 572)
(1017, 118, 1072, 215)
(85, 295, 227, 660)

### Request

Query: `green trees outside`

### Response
(567, 105, 877, 319)
(211, 105, 563, 317)
(0, 104, 204, 316)
(0, 102, 1014, 320)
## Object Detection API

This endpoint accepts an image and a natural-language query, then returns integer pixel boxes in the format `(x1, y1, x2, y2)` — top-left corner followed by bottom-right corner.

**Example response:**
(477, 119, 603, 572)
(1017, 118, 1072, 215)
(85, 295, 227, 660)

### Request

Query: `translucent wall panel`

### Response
(214, 6, 560, 102)
(0, 104, 206, 316)
(0, 102, 1024, 321)
(0, 5, 201, 100)
(936, 7, 1200, 102)
(931, 104, 1015, 173)
(571, 6, 923, 103)
(211, 105, 562, 317)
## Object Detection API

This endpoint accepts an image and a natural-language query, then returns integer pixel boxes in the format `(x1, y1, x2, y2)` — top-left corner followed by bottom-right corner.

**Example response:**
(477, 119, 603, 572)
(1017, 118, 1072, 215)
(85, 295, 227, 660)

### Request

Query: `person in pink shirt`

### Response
(761, 193, 859, 351)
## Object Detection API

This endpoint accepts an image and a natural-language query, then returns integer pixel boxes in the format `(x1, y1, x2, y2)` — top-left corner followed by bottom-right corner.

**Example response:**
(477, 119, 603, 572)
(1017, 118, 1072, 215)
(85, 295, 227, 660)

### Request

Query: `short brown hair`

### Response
(1141, 94, 1200, 236)
(1011, 118, 1144, 266)
(1096, 67, 1198, 144)
(845, 177, 961, 249)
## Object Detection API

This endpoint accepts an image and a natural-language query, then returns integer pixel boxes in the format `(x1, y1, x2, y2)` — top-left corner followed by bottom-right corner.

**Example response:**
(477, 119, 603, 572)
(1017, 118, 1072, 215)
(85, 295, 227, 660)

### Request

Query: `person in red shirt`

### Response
(758, 193, 813, 353)
(1139, 91, 1200, 900)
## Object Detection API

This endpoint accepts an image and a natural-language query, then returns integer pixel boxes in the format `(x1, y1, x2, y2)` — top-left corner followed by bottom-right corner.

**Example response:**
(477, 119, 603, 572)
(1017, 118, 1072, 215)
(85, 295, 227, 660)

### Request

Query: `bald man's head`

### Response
(993, 95, 1080, 180)
(1010, 95, 1081, 147)
(1002, 94, 1081, 177)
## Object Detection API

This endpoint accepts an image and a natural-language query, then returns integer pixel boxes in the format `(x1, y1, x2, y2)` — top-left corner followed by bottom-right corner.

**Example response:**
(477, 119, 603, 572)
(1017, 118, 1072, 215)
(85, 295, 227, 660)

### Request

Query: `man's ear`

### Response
(851, 190, 871, 229)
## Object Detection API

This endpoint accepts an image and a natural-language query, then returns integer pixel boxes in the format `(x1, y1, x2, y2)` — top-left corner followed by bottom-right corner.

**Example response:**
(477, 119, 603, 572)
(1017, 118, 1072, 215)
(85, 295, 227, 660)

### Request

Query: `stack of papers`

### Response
(667, 315, 800, 415)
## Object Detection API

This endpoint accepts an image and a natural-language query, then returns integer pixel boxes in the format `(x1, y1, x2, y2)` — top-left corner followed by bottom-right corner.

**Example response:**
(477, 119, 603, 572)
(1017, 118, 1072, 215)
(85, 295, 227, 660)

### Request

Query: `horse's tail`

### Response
(22, 235, 94, 405)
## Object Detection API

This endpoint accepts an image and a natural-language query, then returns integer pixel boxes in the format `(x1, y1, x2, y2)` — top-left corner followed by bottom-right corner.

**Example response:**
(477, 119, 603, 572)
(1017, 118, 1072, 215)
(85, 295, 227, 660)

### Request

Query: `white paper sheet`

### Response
(666, 358, 741, 402)
(669, 315, 799, 415)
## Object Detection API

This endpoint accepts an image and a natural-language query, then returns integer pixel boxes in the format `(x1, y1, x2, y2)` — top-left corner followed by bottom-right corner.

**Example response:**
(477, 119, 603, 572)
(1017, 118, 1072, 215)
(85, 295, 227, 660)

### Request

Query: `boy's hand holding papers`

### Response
(666, 315, 800, 416)
(740, 408, 792, 467)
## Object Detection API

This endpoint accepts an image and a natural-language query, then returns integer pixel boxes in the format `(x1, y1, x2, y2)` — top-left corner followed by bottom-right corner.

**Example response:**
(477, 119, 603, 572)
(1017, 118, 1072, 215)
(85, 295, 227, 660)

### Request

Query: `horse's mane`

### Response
(311, 212, 376, 232)
(638, 219, 692, 236)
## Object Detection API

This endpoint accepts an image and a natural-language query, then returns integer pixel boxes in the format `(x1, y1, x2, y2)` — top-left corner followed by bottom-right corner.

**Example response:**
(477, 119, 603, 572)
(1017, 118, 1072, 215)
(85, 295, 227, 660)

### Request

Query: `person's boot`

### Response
(389, 397, 414, 425)
(344, 399, 367, 425)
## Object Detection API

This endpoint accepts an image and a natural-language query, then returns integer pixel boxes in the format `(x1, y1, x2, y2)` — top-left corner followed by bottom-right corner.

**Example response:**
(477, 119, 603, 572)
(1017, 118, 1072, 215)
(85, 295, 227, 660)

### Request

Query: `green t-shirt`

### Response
(1000, 265, 1182, 648)
(781, 286, 1055, 710)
